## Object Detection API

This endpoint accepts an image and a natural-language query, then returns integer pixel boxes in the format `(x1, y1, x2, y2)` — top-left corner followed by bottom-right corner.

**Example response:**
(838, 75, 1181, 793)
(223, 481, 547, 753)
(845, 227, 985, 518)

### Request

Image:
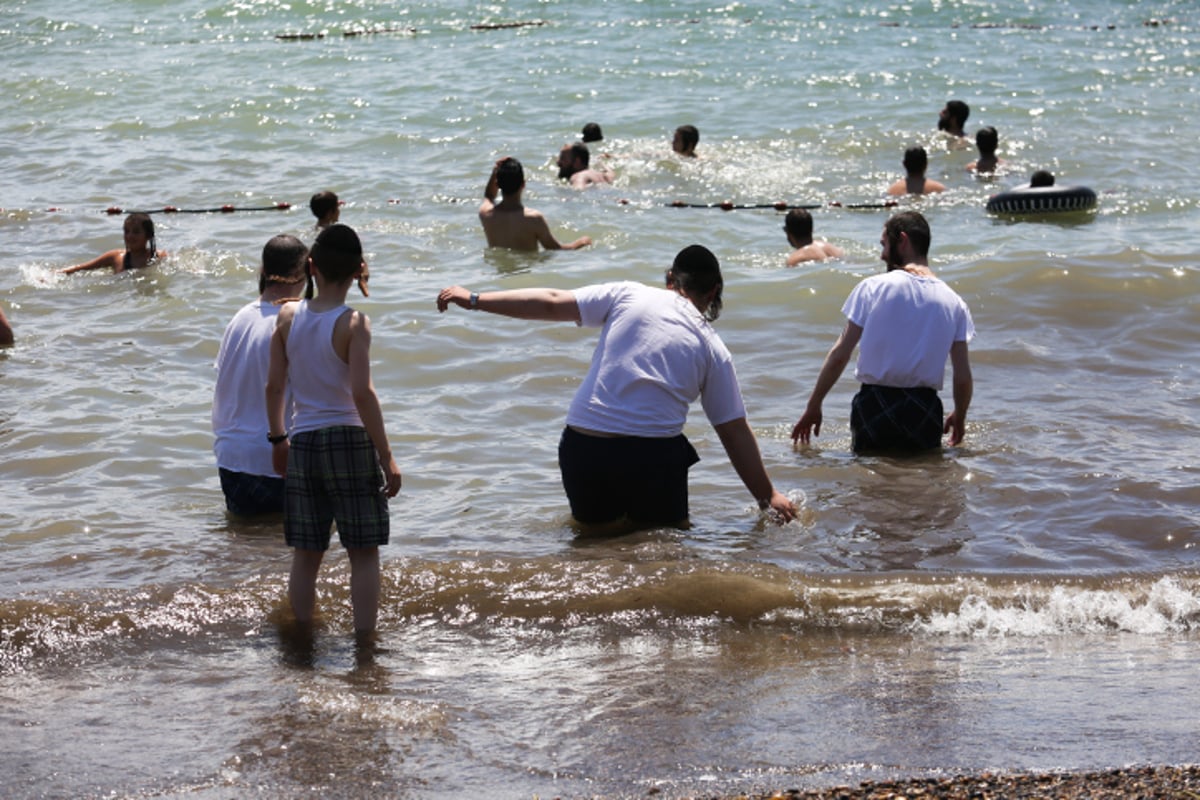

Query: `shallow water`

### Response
(2, 1, 1199, 797)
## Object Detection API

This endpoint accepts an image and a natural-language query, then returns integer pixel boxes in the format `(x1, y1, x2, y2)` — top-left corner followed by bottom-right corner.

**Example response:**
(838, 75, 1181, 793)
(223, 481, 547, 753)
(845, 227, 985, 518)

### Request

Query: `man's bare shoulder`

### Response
(820, 240, 845, 258)
(570, 169, 614, 189)
(788, 242, 844, 266)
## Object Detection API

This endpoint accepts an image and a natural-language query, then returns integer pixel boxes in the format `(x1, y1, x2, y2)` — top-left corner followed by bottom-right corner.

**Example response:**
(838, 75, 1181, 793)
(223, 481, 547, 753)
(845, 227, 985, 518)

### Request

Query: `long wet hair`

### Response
(126, 213, 158, 260)
(667, 244, 724, 322)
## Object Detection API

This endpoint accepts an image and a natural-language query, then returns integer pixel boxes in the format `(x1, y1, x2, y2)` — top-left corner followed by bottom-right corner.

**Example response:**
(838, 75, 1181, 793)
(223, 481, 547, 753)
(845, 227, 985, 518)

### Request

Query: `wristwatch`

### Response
(469, 291, 479, 309)
(267, 432, 288, 444)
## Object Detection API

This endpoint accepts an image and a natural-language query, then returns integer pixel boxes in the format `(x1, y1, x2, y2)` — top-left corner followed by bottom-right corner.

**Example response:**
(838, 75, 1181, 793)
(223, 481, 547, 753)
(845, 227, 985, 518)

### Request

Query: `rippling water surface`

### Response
(2, 1, 1199, 797)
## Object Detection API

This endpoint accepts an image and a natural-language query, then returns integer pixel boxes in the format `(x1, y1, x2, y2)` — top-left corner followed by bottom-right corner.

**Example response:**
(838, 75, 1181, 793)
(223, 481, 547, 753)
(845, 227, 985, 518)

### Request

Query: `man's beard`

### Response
(884, 235, 904, 269)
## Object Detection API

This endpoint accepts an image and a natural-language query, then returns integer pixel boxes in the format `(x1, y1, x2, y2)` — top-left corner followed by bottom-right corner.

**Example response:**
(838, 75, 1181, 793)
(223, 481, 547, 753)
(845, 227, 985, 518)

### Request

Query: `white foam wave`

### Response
(916, 576, 1200, 637)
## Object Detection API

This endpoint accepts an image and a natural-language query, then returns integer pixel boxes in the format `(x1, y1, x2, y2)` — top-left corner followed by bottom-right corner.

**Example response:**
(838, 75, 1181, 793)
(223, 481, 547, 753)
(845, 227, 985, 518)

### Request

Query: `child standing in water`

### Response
(61, 213, 167, 274)
(265, 224, 401, 642)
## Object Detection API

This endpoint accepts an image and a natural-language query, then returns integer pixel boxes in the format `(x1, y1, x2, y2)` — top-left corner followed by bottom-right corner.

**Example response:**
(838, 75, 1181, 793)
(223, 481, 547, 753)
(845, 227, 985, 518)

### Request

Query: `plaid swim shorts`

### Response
(284, 426, 390, 551)
(850, 384, 944, 454)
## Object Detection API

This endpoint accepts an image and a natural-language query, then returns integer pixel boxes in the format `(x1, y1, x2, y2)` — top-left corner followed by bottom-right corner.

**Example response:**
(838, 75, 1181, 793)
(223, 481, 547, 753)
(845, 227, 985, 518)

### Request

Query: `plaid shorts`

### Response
(284, 426, 390, 551)
(850, 384, 944, 454)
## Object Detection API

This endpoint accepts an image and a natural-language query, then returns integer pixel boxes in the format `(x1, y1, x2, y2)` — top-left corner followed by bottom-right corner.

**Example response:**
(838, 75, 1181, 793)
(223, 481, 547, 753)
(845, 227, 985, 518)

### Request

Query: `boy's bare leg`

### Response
(347, 546, 381, 634)
(288, 548, 325, 624)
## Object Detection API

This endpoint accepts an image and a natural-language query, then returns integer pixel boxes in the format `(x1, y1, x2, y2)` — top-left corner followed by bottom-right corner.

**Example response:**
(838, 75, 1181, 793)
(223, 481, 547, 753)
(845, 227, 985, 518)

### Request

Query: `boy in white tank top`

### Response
(265, 224, 402, 648)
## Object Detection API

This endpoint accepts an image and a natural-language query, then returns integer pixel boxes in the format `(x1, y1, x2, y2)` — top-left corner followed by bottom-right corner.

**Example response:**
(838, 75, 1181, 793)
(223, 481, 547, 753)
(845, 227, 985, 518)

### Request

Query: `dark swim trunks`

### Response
(284, 426, 390, 551)
(219, 468, 285, 517)
(558, 426, 700, 526)
(850, 384, 944, 454)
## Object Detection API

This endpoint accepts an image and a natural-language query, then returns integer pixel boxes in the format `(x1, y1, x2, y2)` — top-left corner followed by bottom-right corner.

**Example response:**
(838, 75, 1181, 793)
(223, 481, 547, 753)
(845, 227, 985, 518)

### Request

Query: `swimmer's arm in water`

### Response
(558, 234, 593, 250)
(529, 212, 592, 251)
(60, 249, 122, 274)
(713, 416, 798, 523)
(436, 285, 580, 323)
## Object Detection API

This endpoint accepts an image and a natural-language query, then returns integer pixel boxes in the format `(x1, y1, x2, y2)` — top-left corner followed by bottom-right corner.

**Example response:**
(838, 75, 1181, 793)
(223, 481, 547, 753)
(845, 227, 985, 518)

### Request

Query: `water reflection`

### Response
(804, 451, 972, 571)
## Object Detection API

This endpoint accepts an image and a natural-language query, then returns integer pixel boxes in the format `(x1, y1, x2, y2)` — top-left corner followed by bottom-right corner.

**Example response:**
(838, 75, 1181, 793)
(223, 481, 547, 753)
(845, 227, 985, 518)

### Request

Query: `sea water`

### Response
(1, 0, 1199, 797)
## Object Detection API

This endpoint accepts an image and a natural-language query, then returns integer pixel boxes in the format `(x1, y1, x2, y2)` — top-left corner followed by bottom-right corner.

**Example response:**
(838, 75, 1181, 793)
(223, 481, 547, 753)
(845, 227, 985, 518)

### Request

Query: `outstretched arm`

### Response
(714, 416, 797, 523)
(558, 235, 593, 251)
(436, 285, 581, 323)
(61, 249, 122, 274)
(792, 321, 861, 445)
(943, 339, 973, 446)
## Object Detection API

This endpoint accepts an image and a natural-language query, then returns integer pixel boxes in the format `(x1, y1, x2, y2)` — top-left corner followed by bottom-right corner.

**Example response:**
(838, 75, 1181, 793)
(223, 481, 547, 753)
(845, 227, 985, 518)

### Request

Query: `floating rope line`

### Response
(274, 17, 1178, 40)
(881, 18, 1177, 30)
(343, 27, 418, 37)
(105, 203, 293, 215)
(276, 20, 545, 40)
(469, 21, 547, 30)
(667, 200, 898, 211)
(276, 27, 418, 40)
(8, 198, 902, 217)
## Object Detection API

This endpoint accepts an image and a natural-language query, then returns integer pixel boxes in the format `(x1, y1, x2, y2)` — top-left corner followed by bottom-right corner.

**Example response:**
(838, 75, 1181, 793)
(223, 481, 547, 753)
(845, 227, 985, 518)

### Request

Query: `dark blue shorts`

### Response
(219, 468, 285, 517)
(558, 426, 700, 526)
(850, 384, 944, 453)
(284, 426, 390, 551)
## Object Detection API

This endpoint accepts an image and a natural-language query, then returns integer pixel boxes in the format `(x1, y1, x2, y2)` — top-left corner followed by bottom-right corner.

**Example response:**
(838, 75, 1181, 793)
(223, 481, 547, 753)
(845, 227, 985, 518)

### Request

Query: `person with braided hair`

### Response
(212, 234, 310, 516)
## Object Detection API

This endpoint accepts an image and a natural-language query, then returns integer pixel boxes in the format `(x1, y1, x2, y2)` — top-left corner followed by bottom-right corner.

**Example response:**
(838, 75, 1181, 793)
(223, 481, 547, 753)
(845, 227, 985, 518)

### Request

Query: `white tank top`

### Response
(286, 300, 363, 434)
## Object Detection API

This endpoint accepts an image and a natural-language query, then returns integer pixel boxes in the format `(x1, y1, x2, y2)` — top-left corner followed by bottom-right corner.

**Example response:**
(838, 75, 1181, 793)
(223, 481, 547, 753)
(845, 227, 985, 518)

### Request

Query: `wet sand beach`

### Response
(722, 765, 1200, 800)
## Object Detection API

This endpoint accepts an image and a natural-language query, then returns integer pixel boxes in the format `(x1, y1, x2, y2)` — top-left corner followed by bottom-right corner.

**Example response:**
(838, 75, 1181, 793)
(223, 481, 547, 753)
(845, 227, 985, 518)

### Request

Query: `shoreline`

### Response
(714, 765, 1200, 799)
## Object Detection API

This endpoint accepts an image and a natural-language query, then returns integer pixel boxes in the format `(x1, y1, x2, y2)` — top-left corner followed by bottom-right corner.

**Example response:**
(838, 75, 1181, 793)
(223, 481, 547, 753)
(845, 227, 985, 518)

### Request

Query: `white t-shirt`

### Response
(566, 281, 746, 437)
(843, 269, 975, 390)
(212, 300, 281, 477)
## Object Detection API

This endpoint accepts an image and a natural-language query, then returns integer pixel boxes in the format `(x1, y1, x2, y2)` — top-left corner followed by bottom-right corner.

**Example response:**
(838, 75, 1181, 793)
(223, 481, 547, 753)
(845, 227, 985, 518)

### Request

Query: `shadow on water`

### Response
(237, 621, 429, 796)
(799, 448, 973, 571)
(481, 247, 555, 275)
